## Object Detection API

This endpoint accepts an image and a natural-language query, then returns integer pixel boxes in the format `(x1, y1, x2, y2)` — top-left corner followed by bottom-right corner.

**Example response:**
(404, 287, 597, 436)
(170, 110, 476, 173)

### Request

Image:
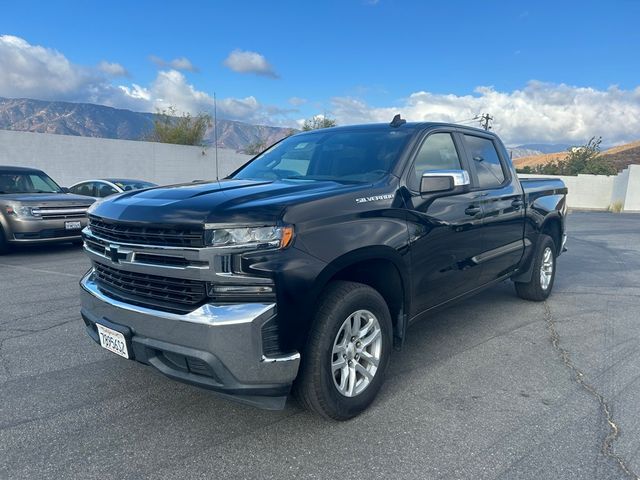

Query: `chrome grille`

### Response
(89, 215, 204, 247)
(93, 262, 207, 311)
(32, 206, 89, 220)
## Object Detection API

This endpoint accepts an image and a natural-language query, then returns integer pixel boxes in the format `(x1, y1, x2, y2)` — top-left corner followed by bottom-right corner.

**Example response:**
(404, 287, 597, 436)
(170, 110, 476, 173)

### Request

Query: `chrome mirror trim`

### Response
(421, 169, 470, 187)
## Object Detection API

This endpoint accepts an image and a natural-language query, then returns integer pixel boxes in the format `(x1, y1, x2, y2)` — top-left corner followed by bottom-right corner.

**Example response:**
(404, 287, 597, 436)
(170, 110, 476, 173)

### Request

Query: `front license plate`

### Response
(65, 221, 82, 230)
(96, 323, 130, 359)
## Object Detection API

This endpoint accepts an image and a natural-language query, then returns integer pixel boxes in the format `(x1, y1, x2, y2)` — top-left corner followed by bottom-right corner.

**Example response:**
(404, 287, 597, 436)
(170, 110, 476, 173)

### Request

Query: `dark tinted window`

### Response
(112, 180, 156, 191)
(97, 183, 119, 197)
(233, 129, 413, 183)
(463, 135, 505, 188)
(70, 182, 96, 197)
(410, 133, 461, 190)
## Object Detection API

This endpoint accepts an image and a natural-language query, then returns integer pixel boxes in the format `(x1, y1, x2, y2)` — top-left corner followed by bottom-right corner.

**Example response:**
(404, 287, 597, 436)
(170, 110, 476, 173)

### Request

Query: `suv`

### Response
(0, 166, 94, 253)
(80, 120, 567, 419)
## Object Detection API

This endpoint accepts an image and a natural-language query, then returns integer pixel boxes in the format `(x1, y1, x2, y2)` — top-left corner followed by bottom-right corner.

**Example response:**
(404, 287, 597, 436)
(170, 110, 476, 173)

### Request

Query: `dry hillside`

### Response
(513, 140, 640, 172)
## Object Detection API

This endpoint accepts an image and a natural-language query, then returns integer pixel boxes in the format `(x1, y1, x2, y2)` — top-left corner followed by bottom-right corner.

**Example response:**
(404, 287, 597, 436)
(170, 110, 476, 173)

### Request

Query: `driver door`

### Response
(404, 130, 487, 316)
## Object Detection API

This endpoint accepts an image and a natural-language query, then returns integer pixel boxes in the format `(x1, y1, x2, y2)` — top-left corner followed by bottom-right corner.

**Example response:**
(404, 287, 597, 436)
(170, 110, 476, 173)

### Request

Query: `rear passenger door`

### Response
(460, 133, 525, 284)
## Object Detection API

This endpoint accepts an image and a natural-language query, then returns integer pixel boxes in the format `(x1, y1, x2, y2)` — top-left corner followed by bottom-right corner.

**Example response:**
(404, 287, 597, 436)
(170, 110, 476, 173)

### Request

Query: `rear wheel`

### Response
(295, 281, 392, 420)
(514, 234, 556, 301)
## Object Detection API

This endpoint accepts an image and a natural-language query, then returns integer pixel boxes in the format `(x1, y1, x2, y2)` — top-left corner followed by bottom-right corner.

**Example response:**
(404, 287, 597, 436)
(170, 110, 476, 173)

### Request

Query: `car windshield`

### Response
(0, 171, 63, 194)
(112, 180, 156, 191)
(232, 129, 414, 183)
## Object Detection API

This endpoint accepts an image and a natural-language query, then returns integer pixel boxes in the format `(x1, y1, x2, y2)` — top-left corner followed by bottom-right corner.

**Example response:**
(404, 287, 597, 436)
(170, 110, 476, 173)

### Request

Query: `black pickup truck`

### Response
(80, 118, 567, 420)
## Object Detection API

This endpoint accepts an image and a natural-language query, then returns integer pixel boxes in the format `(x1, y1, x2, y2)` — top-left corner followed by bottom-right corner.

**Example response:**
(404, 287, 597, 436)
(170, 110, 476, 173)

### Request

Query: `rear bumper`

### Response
(6, 216, 87, 243)
(80, 270, 300, 409)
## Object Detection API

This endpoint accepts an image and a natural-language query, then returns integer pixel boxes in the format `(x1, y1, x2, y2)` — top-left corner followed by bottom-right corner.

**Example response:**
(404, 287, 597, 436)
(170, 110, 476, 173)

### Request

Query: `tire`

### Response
(515, 234, 556, 301)
(0, 227, 9, 255)
(294, 281, 393, 421)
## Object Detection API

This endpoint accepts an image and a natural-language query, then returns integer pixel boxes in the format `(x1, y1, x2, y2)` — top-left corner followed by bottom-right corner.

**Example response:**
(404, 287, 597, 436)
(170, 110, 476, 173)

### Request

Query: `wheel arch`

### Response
(309, 246, 411, 349)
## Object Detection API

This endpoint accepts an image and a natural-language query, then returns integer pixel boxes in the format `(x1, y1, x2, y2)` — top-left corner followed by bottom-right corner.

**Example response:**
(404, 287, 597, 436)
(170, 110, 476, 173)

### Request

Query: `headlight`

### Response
(204, 224, 294, 249)
(5, 205, 40, 219)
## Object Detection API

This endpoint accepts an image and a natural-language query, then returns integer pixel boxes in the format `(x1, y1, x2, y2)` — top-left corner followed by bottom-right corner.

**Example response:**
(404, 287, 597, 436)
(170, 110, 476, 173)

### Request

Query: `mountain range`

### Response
(0, 97, 292, 151)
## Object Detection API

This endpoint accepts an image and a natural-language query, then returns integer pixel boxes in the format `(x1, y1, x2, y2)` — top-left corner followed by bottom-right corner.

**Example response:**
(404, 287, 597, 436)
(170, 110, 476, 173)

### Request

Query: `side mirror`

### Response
(420, 170, 470, 195)
(61, 187, 70, 193)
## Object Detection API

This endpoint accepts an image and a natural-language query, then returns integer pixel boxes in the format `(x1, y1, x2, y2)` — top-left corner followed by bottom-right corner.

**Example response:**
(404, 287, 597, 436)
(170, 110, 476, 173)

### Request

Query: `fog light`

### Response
(208, 284, 274, 296)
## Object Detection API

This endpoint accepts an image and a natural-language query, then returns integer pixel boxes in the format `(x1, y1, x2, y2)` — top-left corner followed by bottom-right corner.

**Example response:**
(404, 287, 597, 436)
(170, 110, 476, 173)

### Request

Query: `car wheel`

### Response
(515, 234, 556, 301)
(0, 227, 9, 255)
(295, 281, 392, 420)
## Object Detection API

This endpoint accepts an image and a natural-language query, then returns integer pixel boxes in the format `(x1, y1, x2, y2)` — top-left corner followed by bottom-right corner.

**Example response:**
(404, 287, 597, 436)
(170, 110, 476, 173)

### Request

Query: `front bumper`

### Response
(6, 216, 87, 244)
(80, 271, 300, 409)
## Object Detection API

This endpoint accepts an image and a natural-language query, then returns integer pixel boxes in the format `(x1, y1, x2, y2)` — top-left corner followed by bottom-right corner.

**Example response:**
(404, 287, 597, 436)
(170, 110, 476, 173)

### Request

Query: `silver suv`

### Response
(0, 166, 94, 254)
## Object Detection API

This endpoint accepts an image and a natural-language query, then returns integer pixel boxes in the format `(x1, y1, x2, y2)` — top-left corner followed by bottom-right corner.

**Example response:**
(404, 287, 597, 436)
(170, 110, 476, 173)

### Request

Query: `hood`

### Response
(91, 178, 365, 227)
(0, 192, 94, 206)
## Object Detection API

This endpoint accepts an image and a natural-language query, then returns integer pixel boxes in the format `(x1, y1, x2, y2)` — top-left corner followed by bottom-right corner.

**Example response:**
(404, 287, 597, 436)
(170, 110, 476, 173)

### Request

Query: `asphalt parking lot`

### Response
(1, 211, 639, 480)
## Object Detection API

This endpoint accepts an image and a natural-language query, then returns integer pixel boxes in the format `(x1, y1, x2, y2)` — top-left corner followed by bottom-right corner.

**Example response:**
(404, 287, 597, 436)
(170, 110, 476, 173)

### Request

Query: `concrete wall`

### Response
(520, 165, 640, 212)
(0, 129, 252, 186)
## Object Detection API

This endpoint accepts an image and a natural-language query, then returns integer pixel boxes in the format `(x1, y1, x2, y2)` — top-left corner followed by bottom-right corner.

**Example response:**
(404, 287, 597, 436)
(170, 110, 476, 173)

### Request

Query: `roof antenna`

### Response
(390, 114, 406, 128)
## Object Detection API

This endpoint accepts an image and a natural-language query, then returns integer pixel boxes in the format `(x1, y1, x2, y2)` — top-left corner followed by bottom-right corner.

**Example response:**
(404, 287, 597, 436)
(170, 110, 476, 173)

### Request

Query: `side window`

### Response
(97, 183, 118, 197)
(463, 135, 506, 188)
(410, 133, 461, 190)
(71, 182, 95, 197)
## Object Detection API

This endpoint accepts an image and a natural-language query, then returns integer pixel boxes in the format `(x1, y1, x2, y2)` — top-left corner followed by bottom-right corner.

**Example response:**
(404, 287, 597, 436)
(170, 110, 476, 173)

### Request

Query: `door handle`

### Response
(511, 199, 524, 209)
(465, 205, 481, 216)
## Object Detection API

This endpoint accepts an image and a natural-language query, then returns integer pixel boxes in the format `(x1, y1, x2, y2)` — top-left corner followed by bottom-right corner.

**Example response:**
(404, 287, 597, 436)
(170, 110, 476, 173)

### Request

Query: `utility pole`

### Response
(214, 92, 219, 180)
(479, 113, 493, 131)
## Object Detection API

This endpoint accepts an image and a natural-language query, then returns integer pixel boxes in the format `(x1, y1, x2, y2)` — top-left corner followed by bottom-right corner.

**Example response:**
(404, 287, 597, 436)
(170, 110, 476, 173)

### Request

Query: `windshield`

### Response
(0, 171, 63, 194)
(232, 129, 413, 183)
(112, 180, 156, 191)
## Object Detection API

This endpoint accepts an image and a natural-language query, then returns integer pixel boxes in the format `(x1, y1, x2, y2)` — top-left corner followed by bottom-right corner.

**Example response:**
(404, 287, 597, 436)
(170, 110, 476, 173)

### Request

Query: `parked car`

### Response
(79, 118, 568, 420)
(69, 178, 157, 198)
(0, 166, 94, 253)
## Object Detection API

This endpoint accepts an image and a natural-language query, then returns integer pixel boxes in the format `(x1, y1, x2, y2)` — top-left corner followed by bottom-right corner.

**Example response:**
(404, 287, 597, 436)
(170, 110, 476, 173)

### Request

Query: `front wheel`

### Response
(294, 281, 393, 420)
(0, 227, 9, 255)
(514, 234, 556, 301)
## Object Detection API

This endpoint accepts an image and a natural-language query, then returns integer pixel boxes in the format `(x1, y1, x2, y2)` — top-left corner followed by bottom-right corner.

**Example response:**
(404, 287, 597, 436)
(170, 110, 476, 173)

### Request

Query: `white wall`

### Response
(0, 129, 252, 186)
(520, 166, 640, 212)
(623, 165, 640, 212)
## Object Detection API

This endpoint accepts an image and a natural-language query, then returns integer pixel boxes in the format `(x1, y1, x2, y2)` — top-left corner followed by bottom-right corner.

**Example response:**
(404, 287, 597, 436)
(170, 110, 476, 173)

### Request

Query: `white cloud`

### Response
(97, 61, 129, 77)
(329, 82, 640, 145)
(3, 35, 640, 143)
(288, 96, 307, 106)
(149, 55, 198, 72)
(223, 49, 278, 78)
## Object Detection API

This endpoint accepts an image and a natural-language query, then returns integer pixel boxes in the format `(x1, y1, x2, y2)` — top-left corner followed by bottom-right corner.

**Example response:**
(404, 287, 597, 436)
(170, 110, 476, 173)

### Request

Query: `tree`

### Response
(302, 115, 336, 131)
(242, 138, 268, 155)
(149, 106, 212, 146)
(528, 137, 617, 176)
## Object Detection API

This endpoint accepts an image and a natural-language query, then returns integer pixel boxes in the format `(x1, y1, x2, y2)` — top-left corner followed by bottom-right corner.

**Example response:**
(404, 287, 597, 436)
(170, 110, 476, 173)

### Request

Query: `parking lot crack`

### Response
(544, 301, 639, 480)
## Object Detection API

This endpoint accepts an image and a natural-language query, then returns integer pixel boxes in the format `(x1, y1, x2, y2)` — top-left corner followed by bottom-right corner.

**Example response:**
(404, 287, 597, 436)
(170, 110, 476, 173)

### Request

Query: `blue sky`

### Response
(1, 0, 639, 145)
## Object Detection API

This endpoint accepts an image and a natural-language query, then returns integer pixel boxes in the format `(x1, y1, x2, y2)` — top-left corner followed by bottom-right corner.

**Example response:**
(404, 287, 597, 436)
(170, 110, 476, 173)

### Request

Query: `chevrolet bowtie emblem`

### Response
(107, 244, 126, 263)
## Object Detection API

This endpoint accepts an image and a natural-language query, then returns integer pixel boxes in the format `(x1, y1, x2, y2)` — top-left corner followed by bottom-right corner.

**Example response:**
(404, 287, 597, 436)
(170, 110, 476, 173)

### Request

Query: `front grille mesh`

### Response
(89, 215, 204, 247)
(94, 262, 207, 310)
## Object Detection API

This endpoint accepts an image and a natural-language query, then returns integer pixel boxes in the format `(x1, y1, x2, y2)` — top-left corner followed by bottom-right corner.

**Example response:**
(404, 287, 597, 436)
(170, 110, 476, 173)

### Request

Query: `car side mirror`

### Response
(420, 170, 471, 195)
(61, 187, 70, 193)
